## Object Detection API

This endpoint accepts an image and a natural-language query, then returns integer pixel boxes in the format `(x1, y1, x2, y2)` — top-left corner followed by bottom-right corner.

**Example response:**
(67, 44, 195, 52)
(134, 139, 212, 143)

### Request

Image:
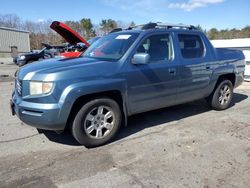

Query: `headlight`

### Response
(19, 55, 26, 60)
(29, 81, 53, 95)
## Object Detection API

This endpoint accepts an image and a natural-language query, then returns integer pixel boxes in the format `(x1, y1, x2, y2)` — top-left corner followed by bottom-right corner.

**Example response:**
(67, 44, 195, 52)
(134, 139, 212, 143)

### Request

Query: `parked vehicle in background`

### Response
(49, 21, 90, 58)
(11, 23, 245, 147)
(14, 21, 92, 66)
(13, 43, 65, 66)
(60, 37, 100, 58)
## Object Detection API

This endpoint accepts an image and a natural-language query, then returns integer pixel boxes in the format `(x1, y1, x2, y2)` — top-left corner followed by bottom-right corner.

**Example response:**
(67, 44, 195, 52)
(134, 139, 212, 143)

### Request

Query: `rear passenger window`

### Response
(178, 34, 204, 59)
(136, 34, 173, 62)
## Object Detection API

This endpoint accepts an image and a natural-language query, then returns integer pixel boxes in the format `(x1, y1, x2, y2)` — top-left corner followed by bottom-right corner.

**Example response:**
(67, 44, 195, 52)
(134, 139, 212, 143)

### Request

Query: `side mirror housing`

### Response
(132, 53, 150, 65)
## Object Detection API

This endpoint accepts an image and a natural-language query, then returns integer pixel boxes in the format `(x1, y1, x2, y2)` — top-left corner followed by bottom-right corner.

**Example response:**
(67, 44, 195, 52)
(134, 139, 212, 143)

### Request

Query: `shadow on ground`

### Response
(41, 130, 81, 146)
(116, 92, 248, 141)
(42, 93, 248, 146)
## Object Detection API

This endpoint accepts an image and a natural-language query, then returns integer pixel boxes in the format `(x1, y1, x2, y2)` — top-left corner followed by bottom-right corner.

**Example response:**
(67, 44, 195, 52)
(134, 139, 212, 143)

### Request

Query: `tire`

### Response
(71, 98, 122, 147)
(208, 80, 233, 110)
(37, 128, 44, 134)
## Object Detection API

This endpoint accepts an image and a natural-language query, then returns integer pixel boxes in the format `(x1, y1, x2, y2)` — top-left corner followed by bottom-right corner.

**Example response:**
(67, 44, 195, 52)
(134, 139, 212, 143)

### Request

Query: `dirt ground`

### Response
(0, 62, 250, 188)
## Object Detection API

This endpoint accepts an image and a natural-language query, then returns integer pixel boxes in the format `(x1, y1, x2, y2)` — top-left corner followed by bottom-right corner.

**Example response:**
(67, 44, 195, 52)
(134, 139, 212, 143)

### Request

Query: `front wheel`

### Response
(71, 98, 122, 147)
(208, 80, 233, 110)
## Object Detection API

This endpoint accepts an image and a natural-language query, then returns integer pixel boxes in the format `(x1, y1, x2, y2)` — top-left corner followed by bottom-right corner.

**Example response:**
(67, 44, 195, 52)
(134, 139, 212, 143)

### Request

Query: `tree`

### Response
(80, 18, 93, 39)
(129, 21, 136, 28)
(207, 28, 219, 40)
(242, 26, 250, 38)
(100, 19, 117, 33)
(195, 24, 203, 31)
(0, 14, 21, 29)
(64, 20, 82, 34)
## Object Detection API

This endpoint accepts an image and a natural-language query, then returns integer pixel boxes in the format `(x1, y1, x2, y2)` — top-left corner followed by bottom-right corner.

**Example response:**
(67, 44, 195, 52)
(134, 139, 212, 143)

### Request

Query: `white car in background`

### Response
(243, 50, 250, 81)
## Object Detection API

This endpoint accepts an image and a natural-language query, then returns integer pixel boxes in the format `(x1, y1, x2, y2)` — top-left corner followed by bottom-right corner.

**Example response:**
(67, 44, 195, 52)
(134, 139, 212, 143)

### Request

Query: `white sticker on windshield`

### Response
(115, 35, 131, 40)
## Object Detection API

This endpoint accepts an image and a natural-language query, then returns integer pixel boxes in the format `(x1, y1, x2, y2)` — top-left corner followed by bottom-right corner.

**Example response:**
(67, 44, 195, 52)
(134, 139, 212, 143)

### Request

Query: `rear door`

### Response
(126, 32, 179, 114)
(176, 33, 212, 103)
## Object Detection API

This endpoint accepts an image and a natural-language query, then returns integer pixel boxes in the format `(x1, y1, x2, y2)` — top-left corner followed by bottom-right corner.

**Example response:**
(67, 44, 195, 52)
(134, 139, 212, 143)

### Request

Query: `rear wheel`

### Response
(71, 98, 122, 147)
(208, 80, 233, 110)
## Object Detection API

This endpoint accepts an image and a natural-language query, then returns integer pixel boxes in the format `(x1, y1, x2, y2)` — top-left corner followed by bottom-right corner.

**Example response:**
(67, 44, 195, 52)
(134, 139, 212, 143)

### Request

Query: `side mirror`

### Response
(132, 53, 150, 65)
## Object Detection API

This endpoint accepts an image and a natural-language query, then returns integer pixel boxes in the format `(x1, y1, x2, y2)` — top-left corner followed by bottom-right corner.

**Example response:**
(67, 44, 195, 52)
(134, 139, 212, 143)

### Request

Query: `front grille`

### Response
(16, 79, 22, 96)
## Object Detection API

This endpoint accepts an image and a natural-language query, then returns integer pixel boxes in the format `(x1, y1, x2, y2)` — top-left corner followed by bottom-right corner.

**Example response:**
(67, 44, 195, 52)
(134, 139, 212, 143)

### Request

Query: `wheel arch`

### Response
(215, 73, 236, 89)
(207, 73, 236, 100)
(66, 90, 127, 130)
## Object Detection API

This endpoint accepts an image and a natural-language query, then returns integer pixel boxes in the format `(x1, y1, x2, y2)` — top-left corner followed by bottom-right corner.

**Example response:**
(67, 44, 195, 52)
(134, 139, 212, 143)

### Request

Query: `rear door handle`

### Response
(168, 68, 176, 75)
(206, 65, 210, 70)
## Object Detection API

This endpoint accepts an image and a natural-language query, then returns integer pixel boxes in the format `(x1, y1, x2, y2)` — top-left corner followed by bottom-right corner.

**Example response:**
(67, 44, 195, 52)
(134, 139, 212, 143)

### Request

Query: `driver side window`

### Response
(136, 34, 173, 62)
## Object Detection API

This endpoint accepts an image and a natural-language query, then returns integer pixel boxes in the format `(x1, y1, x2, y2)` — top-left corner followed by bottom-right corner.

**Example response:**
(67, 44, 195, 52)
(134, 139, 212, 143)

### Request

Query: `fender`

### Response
(207, 60, 236, 95)
(57, 78, 128, 125)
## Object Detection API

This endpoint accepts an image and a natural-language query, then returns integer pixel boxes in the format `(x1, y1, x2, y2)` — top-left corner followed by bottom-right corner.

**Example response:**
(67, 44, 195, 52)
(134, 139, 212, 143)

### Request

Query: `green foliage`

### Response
(100, 19, 118, 33)
(206, 26, 250, 39)
(64, 20, 81, 33)
(195, 24, 203, 31)
(207, 28, 219, 40)
(80, 18, 94, 39)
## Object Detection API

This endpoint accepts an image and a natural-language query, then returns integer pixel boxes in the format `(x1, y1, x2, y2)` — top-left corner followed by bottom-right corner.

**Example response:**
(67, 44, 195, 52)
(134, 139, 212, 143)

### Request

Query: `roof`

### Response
(0, 27, 29, 34)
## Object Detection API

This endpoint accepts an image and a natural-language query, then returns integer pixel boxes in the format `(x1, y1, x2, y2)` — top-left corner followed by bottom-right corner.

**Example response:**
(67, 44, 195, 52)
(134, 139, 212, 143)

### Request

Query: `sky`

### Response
(1, 0, 250, 30)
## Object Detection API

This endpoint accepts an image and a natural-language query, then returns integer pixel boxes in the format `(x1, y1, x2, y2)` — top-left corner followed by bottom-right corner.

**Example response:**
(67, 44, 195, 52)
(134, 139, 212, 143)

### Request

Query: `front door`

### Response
(126, 33, 179, 114)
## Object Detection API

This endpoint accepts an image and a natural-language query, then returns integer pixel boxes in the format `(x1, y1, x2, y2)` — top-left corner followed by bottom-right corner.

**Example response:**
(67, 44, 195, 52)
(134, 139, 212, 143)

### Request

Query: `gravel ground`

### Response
(0, 63, 249, 188)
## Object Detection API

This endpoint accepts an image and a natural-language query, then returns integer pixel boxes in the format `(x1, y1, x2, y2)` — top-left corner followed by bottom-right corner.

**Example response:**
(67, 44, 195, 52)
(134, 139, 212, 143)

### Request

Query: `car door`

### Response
(176, 33, 212, 104)
(126, 32, 179, 114)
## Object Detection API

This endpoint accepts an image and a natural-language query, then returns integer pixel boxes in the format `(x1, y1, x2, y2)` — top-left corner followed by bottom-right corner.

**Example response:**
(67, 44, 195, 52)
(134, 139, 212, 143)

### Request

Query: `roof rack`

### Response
(110, 28, 123, 33)
(109, 22, 197, 33)
(156, 23, 197, 30)
(129, 22, 197, 30)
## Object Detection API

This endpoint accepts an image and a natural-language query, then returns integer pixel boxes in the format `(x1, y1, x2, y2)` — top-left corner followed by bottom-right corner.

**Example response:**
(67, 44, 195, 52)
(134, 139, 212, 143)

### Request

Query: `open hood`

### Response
(50, 21, 90, 47)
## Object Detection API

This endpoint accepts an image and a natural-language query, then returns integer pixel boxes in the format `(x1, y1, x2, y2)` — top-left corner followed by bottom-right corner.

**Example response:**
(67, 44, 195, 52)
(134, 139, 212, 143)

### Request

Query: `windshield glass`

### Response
(82, 33, 139, 60)
(88, 36, 101, 45)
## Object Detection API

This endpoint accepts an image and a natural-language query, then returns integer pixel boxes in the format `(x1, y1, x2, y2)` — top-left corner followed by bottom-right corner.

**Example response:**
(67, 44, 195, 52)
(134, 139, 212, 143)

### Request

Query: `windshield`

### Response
(88, 36, 101, 45)
(82, 33, 139, 60)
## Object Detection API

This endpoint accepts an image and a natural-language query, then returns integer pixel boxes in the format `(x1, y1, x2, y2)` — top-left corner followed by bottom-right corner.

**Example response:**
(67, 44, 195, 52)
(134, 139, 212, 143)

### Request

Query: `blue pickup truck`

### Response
(11, 23, 245, 147)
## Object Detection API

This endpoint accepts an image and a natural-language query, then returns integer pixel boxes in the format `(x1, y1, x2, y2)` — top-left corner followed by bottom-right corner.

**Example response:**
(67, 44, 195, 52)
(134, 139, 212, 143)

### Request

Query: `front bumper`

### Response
(11, 91, 67, 131)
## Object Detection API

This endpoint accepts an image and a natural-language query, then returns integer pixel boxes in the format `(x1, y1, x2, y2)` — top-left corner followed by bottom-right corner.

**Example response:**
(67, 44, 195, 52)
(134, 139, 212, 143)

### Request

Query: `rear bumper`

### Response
(11, 91, 66, 131)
